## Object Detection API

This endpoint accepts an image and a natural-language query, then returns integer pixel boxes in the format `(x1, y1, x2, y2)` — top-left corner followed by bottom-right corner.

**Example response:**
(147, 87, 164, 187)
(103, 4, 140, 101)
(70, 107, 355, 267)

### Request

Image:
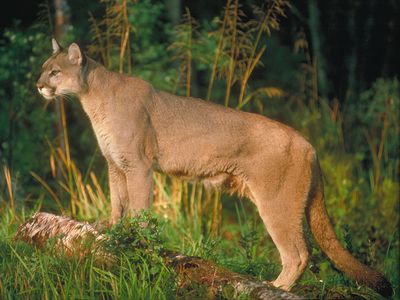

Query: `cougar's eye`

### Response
(49, 70, 60, 77)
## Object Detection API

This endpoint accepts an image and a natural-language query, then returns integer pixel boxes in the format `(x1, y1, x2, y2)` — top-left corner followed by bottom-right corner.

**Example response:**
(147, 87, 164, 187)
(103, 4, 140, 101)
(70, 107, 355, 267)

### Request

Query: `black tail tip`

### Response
(374, 277, 393, 298)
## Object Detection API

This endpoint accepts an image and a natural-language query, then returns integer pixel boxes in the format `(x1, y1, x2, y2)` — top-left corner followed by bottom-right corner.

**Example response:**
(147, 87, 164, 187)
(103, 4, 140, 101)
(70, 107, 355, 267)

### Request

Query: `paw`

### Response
(262, 280, 274, 286)
(269, 280, 291, 291)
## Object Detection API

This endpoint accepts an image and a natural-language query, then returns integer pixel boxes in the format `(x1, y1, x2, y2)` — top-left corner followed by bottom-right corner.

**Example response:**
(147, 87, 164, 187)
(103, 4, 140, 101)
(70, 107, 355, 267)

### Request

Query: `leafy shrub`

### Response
(104, 211, 167, 277)
(0, 28, 56, 190)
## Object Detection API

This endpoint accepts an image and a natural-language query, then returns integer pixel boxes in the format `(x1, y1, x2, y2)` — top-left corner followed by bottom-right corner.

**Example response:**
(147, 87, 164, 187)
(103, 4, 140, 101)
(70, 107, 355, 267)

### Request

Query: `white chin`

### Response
(42, 94, 56, 100)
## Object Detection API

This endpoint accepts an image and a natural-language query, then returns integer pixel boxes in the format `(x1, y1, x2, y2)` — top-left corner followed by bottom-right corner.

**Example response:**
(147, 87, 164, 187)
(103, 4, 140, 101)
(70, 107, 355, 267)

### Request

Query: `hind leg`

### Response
(247, 158, 313, 290)
(256, 198, 309, 290)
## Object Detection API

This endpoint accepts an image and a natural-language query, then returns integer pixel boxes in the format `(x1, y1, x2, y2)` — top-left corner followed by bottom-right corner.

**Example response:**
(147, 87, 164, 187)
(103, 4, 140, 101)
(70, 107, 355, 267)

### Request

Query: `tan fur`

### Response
(36, 40, 392, 297)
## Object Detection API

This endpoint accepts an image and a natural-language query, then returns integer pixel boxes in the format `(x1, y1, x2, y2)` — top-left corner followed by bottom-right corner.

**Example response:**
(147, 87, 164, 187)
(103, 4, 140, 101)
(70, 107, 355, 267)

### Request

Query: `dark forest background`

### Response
(0, 0, 399, 298)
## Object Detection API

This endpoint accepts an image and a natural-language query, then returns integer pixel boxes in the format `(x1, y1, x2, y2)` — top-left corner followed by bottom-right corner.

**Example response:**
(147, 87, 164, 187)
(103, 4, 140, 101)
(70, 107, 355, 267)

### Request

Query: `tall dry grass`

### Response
(31, 143, 109, 220)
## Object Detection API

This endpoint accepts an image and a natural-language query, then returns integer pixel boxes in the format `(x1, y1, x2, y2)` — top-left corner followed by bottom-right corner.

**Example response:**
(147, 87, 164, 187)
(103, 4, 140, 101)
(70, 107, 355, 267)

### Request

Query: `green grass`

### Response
(0, 208, 175, 300)
(0, 198, 397, 299)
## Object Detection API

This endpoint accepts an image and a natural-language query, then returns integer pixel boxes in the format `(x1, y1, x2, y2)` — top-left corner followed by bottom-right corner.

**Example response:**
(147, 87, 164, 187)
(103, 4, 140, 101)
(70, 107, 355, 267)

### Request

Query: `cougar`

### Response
(36, 39, 392, 297)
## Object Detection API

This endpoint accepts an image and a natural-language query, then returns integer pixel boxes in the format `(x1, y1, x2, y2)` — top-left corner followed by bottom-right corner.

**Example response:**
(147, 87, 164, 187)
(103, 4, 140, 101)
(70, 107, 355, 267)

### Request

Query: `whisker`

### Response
(56, 93, 76, 101)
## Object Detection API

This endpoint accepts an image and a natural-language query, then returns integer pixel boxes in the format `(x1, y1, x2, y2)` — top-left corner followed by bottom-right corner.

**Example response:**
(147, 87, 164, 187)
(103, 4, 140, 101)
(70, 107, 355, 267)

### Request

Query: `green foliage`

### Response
(128, 0, 178, 92)
(348, 78, 399, 191)
(104, 211, 166, 277)
(0, 29, 56, 190)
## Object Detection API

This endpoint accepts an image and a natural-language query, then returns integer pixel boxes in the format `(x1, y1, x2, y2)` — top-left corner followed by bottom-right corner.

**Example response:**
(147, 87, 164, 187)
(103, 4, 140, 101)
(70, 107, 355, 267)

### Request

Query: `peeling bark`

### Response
(15, 212, 301, 300)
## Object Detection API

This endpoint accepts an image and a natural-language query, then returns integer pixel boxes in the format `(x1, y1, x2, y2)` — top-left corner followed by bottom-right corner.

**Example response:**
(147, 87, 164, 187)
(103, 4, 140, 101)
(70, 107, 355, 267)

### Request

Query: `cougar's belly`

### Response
(92, 123, 129, 168)
(157, 156, 249, 197)
(154, 136, 248, 195)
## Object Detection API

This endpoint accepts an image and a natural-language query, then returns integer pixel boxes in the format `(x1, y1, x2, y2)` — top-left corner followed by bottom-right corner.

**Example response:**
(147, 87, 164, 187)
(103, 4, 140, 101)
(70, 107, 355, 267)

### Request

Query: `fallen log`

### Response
(15, 212, 301, 300)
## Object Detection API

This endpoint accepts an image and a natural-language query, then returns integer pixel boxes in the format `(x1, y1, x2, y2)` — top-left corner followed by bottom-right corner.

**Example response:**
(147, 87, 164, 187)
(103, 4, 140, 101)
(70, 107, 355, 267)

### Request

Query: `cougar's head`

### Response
(36, 39, 87, 100)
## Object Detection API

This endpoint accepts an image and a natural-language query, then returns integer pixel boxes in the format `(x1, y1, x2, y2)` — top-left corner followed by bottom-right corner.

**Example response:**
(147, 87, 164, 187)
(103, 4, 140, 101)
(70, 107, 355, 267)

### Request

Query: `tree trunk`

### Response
(345, 3, 357, 102)
(53, 0, 71, 204)
(15, 212, 301, 300)
(307, 0, 329, 99)
(165, 0, 181, 25)
(53, 2, 70, 167)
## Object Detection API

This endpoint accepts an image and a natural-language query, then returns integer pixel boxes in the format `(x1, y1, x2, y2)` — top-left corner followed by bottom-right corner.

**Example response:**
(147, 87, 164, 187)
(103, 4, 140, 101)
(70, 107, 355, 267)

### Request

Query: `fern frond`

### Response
(168, 8, 199, 96)
(204, 0, 287, 107)
(237, 0, 289, 107)
(88, 0, 135, 72)
(236, 86, 285, 110)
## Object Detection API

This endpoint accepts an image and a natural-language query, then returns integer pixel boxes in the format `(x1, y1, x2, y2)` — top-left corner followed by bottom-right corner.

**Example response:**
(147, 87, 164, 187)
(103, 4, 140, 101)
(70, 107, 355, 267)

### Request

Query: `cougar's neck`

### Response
(77, 59, 110, 120)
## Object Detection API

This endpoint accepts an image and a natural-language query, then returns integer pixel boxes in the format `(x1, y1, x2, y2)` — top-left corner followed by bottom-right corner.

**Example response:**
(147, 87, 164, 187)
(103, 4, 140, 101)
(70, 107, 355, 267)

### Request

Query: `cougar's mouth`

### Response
(38, 87, 56, 100)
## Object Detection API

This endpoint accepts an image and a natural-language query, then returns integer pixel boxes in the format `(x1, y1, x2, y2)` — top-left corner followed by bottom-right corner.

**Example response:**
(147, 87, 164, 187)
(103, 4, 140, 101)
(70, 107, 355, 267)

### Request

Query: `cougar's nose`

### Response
(36, 83, 44, 90)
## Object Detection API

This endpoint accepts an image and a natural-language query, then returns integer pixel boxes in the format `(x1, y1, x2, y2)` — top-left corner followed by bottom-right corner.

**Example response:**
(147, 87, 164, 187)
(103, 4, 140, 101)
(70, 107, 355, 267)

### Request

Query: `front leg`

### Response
(108, 161, 129, 224)
(125, 162, 153, 216)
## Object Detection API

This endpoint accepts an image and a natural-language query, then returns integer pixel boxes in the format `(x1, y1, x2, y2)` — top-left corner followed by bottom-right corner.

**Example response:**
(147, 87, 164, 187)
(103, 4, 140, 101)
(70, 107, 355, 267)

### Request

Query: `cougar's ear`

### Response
(52, 38, 63, 54)
(68, 43, 83, 65)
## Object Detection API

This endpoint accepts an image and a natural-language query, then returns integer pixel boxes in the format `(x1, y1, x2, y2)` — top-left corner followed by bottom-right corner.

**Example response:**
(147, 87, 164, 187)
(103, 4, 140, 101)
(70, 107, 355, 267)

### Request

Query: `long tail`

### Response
(306, 160, 393, 297)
